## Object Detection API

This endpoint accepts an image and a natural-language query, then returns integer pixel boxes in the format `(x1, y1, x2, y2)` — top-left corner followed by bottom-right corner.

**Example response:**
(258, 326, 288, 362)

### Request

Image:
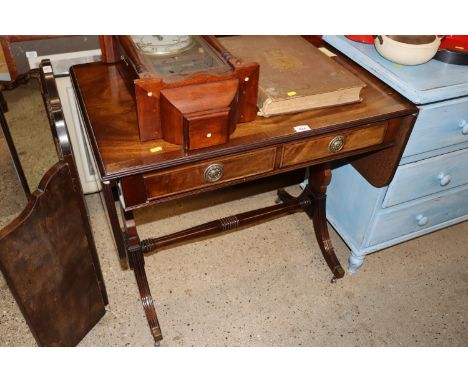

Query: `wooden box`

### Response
(99, 36, 259, 150)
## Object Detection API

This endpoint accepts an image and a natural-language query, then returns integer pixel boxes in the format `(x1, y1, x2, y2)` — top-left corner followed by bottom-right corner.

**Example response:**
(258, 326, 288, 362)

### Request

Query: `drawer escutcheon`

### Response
(328, 135, 346, 153)
(204, 163, 224, 183)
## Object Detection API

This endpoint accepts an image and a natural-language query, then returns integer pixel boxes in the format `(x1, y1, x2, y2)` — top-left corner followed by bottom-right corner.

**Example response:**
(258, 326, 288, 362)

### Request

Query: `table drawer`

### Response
(369, 185, 468, 246)
(144, 147, 276, 200)
(383, 147, 468, 208)
(280, 122, 387, 168)
(403, 97, 468, 158)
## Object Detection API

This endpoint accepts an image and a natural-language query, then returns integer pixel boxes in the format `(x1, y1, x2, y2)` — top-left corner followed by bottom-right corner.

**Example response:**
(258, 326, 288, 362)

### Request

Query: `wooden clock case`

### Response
(99, 36, 259, 151)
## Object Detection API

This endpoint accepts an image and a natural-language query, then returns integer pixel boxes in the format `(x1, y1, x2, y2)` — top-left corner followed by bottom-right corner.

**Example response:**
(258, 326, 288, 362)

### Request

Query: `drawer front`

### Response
(280, 122, 387, 168)
(144, 147, 276, 200)
(185, 109, 230, 150)
(383, 147, 468, 208)
(403, 97, 468, 158)
(369, 185, 468, 246)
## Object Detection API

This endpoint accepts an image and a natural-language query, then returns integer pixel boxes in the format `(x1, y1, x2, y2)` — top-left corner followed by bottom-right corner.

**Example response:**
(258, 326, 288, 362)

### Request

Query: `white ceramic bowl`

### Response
(374, 35, 442, 65)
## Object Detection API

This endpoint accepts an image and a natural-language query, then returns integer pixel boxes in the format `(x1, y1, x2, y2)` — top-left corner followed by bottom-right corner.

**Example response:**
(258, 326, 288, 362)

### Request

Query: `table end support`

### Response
(127, 246, 163, 344)
(276, 165, 345, 280)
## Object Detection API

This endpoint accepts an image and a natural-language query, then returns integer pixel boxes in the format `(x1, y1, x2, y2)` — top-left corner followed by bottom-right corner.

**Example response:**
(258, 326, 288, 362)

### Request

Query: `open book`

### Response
(220, 36, 365, 117)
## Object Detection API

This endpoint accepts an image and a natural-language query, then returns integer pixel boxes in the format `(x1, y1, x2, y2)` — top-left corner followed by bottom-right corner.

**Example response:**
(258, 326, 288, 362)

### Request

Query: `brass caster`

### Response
(330, 276, 338, 284)
(275, 197, 282, 204)
(154, 341, 160, 347)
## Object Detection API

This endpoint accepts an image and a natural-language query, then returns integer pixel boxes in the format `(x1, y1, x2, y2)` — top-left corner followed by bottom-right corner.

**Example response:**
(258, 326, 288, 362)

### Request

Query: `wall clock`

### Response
(131, 35, 194, 56)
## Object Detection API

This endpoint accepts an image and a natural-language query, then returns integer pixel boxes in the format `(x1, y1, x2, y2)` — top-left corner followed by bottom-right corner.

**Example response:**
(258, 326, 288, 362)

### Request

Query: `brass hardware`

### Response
(151, 326, 163, 344)
(204, 163, 224, 183)
(328, 135, 346, 153)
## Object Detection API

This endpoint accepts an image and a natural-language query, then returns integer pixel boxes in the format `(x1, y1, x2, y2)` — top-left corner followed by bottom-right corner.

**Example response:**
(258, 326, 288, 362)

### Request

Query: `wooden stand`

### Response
(71, 37, 417, 344)
(101, 164, 344, 344)
(100, 36, 259, 147)
(0, 63, 108, 346)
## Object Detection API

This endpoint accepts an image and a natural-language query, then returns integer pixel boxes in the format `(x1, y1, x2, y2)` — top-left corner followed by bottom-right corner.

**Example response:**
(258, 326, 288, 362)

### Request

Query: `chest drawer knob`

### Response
(328, 135, 346, 153)
(204, 163, 224, 183)
(415, 214, 429, 227)
(460, 120, 468, 135)
(438, 172, 452, 187)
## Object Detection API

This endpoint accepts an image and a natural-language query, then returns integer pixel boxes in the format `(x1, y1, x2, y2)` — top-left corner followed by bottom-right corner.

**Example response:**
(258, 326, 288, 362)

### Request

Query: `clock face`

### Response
(132, 35, 194, 56)
(127, 36, 233, 81)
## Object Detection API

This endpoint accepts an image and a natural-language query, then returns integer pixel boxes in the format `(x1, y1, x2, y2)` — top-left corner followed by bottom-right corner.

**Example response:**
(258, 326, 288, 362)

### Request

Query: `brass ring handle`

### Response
(204, 163, 224, 183)
(328, 135, 346, 153)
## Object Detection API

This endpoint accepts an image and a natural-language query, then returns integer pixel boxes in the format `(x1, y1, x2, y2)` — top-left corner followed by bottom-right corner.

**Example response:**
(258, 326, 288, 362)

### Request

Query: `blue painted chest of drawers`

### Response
(322, 35, 468, 272)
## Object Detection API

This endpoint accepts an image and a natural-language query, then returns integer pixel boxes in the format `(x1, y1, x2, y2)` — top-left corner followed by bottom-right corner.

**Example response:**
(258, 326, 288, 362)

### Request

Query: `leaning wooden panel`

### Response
(0, 162, 106, 346)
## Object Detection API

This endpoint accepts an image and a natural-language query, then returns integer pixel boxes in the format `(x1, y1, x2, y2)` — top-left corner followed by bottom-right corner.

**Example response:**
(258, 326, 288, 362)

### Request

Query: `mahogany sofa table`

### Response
(70, 44, 417, 345)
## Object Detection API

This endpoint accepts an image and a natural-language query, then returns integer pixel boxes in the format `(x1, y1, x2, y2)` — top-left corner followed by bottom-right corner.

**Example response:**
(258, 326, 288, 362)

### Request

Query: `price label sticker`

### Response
(318, 47, 336, 57)
(25, 51, 38, 58)
(42, 66, 53, 74)
(294, 125, 311, 133)
(150, 146, 162, 153)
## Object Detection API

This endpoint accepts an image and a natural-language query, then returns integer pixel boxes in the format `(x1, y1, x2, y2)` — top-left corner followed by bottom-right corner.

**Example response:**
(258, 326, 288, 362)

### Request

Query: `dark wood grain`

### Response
(72, 37, 418, 343)
(0, 92, 6, 112)
(102, 181, 129, 269)
(124, 210, 163, 344)
(140, 194, 311, 254)
(70, 49, 416, 181)
(160, 78, 238, 149)
(276, 164, 345, 280)
(0, 162, 106, 346)
(39, 60, 108, 304)
(307, 165, 345, 279)
(350, 114, 417, 187)
(140, 147, 276, 203)
(111, 36, 259, 144)
(280, 121, 387, 167)
(99, 36, 120, 64)
(0, 63, 108, 346)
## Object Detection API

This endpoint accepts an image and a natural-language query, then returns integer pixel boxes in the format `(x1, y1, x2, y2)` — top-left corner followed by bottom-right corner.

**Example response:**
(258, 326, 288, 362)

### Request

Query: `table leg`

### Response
(101, 181, 129, 270)
(127, 247, 163, 345)
(0, 92, 7, 113)
(277, 165, 345, 281)
(124, 210, 163, 345)
(307, 165, 345, 280)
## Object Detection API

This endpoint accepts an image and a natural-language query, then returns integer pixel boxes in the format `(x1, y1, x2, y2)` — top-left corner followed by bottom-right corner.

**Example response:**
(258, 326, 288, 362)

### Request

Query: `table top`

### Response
(323, 35, 468, 104)
(71, 40, 416, 181)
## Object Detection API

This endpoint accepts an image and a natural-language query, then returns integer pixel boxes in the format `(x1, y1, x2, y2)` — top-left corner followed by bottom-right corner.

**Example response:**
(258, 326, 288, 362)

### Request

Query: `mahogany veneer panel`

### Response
(281, 122, 387, 167)
(143, 147, 276, 200)
(70, 45, 416, 181)
(0, 162, 106, 346)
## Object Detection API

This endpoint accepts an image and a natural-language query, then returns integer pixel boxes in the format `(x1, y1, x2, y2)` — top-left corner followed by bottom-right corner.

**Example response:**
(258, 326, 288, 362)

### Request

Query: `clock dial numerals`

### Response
(132, 35, 194, 56)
